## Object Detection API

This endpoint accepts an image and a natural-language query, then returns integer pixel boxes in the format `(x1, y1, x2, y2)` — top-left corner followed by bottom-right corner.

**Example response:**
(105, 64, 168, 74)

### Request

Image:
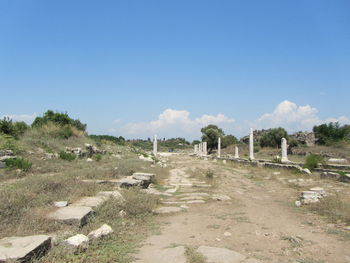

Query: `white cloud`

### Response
(1, 113, 37, 124)
(122, 109, 235, 138)
(257, 100, 350, 132)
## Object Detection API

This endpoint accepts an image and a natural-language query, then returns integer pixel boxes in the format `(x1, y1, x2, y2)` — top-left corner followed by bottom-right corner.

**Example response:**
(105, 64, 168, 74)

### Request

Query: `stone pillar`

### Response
(281, 138, 289, 163)
(234, 146, 239, 159)
(203, 142, 207, 156)
(194, 144, 198, 155)
(249, 128, 255, 160)
(198, 143, 202, 156)
(218, 137, 221, 158)
(153, 135, 157, 156)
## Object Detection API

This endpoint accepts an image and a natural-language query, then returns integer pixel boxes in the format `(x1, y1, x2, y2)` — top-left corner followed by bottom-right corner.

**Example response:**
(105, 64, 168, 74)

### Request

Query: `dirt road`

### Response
(134, 154, 350, 263)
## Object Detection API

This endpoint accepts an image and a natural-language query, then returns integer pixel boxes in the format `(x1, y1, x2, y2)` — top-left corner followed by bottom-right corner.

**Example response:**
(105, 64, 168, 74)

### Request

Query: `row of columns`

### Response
(193, 128, 290, 163)
(194, 141, 207, 156)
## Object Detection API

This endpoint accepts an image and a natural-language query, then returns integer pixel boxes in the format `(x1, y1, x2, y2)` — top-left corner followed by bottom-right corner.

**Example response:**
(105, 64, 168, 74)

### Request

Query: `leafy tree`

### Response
(201, 125, 225, 153)
(222, 135, 238, 148)
(0, 117, 29, 139)
(260, 127, 288, 148)
(313, 122, 350, 145)
(89, 135, 125, 145)
(192, 140, 201, 145)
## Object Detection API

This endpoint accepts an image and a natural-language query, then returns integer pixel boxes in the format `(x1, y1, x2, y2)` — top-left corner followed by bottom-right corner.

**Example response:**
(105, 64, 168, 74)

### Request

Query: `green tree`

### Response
(260, 128, 288, 148)
(222, 134, 238, 148)
(313, 122, 350, 145)
(201, 125, 225, 153)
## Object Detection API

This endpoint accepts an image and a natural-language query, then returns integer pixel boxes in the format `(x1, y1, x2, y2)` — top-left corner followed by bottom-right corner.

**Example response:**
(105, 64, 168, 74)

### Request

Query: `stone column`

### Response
(281, 138, 289, 163)
(194, 144, 198, 155)
(203, 142, 207, 156)
(234, 146, 239, 159)
(153, 135, 157, 156)
(218, 137, 221, 158)
(249, 128, 255, 160)
(198, 143, 202, 156)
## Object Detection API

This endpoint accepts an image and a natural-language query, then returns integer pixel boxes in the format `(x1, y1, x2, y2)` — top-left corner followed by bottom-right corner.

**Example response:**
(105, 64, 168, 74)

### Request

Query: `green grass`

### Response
(4, 157, 32, 171)
(59, 151, 76, 161)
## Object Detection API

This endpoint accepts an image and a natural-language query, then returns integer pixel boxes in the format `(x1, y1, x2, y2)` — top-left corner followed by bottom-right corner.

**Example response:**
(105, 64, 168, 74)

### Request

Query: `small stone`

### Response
(295, 201, 301, 207)
(88, 224, 113, 239)
(302, 168, 311, 175)
(273, 172, 281, 175)
(54, 201, 68, 208)
(212, 194, 231, 201)
(223, 232, 232, 237)
(180, 205, 189, 209)
(62, 234, 89, 249)
(119, 210, 127, 217)
(86, 158, 93, 162)
(223, 160, 227, 164)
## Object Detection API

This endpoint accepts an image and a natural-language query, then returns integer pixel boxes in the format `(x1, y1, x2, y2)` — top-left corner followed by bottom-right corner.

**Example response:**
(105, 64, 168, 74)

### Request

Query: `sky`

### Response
(0, 0, 350, 140)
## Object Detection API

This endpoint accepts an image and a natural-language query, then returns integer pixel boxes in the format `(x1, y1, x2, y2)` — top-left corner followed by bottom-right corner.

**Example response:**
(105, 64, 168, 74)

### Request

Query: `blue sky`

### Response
(1, 0, 350, 140)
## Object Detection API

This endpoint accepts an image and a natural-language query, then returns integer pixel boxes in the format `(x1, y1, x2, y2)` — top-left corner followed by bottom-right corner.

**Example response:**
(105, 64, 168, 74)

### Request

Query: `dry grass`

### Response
(0, 174, 110, 237)
(185, 246, 207, 263)
(308, 193, 350, 224)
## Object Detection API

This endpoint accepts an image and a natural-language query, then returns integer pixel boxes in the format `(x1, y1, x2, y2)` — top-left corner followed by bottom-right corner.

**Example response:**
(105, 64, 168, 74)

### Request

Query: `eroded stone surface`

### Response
(88, 224, 113, 239)
(153, 207, 183, 214)
(48, 206, 94, 226)
(197, 246, 257, 263)
(135, 246, 186, 263)
(71, 196, 106, 208)
(0, 235, 51, 262)
(61, 234, 89, 249)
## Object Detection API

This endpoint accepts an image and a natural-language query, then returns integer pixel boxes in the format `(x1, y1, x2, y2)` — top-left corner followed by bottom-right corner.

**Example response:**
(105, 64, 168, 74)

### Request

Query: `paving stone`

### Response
(54, 201, 68, 208)
(187, 200, 205, 204)
(61, 234, 89, 249)
(197, 246, 250, 263)
(117, 177, 142, 188)
(97, 190, 124, 201)
(88, 224, 113, 239)
(153, 207, 183, 214)
(71, 196, 106, 208)
(180, 196, 205, 201)
(212, 194, 231, 201)
(135, 246, 186, 263)
(0, 235, 51, 262)
(48, 206, 94, 227)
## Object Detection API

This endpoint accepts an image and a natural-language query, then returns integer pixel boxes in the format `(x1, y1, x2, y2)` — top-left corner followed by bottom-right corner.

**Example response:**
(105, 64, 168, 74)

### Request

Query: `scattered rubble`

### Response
(88, 224, 113, 240)
(61, 234, 89, 249)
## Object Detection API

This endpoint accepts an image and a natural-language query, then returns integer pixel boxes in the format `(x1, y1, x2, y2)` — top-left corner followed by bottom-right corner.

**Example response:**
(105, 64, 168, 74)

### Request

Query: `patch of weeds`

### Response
(154, 184, 168, 192)
(281, 235, 303, 248)
(121, 187, 159, 217)
(326, 229, 350, 241)
(205, 169, 214, 179)
(304, 154, 325, 171)
(272, 157, 282, 163)
(59, 151, 76, 161)
(296, 259, 325, 263)
(93, 153, 102, 162)
(4, 157, 32, 171)
(185, 246, 207, 263)
(308, 193, 350, 224)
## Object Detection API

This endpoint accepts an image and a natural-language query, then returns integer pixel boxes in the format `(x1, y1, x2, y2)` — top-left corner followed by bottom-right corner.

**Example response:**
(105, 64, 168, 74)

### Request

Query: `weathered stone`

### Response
(135, 245, 186, 263)
(0, 235, 51, 262)
(54, 201, 68, 208)
(300, 191, 322, 204)
(61, 234, 89, 249)
(249, 128, 255, 160)
(234, 146, 239, 159)
(197, 246, 246, 263)
(320, 172, 340, 179)
(153, 207, 183, 214)
(223, 232, 232, 237)
(0, 156, 16, 162)
(0, 161, 4, 169)
(72, 196, 106, 208)
(88, 224, 113, 239)
(48, 206, 94, 227)
(97, 190, 124, 201)
(187, 200, 205, 204)
(281, 138, 289, 163)
(117, 177, 142, 188)
(153, 135, 158, 156)
(218, 138, 221, 158)
(132, 173, 154, 188)
(86, 158, 93, 162)
(178, 193, 210, 198)
(339, 174, 350, 183)
(212, 194, 231, 201)
(328, 158, 348, 164)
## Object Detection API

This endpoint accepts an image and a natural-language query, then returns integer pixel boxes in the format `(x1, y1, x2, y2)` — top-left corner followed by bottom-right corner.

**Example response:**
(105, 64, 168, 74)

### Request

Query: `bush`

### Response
(205, 169, 214, 179)
(32, 110, 86, 131)
(121, 188, 158, 217)
(313, 122, 350, 145)
(260, 128, 288, 148)
(93, 154, 102, 162)
(4, 157, 32, 171)
(59, 151, 76, 161)
(304, 154, 324, 171)
(0, 117, 29, 139)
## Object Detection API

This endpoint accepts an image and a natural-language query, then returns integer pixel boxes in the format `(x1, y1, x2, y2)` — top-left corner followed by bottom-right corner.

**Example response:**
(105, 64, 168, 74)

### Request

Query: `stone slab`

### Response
(48, 206, 94, 227)
(71, 196, 106, 208)
(97, 191, 124, 201)
(135, 245, 186, 263)
(117, 178, 142, 188)
(0, 235, 51, 262)
(153, 207, 183, 214)
(197, 246, 249, 263)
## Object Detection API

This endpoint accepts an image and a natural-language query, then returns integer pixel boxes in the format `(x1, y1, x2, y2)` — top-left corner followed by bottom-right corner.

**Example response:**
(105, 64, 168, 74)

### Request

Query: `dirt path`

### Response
(134, 155, 350, 263)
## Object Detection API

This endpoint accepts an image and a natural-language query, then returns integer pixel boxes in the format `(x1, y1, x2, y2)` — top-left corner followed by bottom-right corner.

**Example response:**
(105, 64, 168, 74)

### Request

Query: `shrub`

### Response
(0, 134, 21, 154)
(304, 154, 324, 171)
(313, 122, 350, 145)
(93, 154, 102, 162)
(59, 151, 76, 161)
(205, 169, 214, 179)
(4, 157, 32, 171)
(260, 128, 288, 148)
(32, 110, 86, 131)
(0, 117, 29, 139)
(272, 156, 282, 163)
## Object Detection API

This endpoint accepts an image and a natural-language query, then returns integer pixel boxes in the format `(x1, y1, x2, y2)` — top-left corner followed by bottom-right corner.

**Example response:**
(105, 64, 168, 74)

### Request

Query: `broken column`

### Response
(249, 128, 255, 160)
(153, 135, 157, 156)
(234, 146, 239, 159)
(218, 137, 221, 158)
(281, 137, 289, 163)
